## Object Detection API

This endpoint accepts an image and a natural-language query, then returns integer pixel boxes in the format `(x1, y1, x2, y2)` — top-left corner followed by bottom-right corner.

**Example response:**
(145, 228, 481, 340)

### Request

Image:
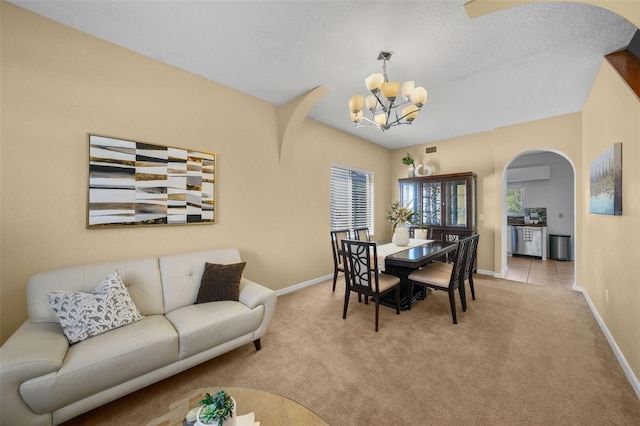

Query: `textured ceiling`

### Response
(10, 0, 637, 150)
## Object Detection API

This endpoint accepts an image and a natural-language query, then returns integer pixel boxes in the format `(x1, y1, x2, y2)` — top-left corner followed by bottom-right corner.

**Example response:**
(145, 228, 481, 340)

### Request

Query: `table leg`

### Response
(378, 266, 423, 310)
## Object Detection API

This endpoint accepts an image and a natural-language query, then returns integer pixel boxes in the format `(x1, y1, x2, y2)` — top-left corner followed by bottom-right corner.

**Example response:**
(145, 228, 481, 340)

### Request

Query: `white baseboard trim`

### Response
(578, 286, 640, 400)
(476, 268, 495, 277)
(275, 274, 333, 296)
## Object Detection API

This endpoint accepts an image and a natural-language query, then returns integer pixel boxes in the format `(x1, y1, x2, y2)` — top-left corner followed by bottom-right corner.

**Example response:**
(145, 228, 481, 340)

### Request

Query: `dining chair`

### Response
(352, 227, 371, 241)
(341, 239, 401, 332)
(423, 234, 480, 300)
(407, 236, 471, 324)
(330, 229, 351, 292)
(409, 227, 431, 239)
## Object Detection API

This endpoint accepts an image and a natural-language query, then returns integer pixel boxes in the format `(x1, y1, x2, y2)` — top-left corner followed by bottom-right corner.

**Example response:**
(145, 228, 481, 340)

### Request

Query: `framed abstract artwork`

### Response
(88, 134, 215, 228)
(589, 142, 622, 216)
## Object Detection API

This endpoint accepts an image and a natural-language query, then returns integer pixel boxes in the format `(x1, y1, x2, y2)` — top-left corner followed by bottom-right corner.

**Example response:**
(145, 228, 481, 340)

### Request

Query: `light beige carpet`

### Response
(63, 275, 640, 425)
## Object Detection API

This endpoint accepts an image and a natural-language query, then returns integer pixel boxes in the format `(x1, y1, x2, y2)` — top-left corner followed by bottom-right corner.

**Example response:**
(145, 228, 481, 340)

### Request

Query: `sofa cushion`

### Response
(19, 315, 179, 414)
(196, 262, 246, 303)
(165, 301, 264, 359)
(159, 249, 243, 313)
(47, 270, 144, 344)
(28, 257, 165, 322)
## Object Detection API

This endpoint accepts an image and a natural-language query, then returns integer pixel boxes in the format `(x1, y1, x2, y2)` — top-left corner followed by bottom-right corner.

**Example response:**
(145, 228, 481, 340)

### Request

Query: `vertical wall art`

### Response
(589, 142, 622, 216)
(88, 134, 215, 228)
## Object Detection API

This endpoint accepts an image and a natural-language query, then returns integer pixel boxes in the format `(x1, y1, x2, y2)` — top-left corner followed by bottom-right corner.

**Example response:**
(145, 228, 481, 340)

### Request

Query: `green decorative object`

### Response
(197, 390, 236, 426)
(401, 153, 414, 166)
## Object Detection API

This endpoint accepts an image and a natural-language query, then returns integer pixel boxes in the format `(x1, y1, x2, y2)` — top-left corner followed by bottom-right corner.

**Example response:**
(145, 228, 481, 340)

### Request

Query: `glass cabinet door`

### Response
(445, 180, 467, 227)
(399, 181, 420, 216)
(422, 181, 442, 226)
(399, 172, 476, 236)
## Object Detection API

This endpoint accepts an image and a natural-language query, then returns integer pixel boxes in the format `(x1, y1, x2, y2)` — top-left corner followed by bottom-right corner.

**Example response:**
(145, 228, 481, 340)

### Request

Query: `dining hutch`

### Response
(399, 171, 477, 242)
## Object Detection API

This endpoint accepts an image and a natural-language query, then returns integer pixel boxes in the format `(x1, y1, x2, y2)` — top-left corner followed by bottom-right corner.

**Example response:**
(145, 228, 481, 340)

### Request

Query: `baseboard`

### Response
(275, 274, 332, 296)
(578, 286, 640, 400)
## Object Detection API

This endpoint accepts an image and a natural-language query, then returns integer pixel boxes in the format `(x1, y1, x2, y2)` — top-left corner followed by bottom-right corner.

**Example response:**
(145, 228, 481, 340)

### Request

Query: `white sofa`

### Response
(0, 248, 277, 426)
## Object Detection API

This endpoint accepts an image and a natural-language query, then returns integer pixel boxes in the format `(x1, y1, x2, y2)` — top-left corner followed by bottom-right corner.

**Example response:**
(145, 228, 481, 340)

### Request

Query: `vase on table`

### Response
(392, 223, 410, 246)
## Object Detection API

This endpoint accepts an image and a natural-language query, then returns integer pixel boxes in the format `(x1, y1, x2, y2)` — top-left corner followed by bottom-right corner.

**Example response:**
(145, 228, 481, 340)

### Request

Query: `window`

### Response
(507, 187, 525, 216)
(330, 164, 374, 233)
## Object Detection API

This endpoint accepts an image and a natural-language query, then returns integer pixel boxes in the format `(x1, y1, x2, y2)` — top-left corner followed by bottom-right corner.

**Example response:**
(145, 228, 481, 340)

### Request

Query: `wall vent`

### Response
(425, 146, 437, 154)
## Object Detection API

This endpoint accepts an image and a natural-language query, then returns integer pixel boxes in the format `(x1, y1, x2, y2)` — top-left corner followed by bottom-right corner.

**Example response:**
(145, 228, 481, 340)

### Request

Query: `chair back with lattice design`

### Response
(450, 237, 471, 287)
(463, 234, 480, 279)
(341, 239, 379, 296)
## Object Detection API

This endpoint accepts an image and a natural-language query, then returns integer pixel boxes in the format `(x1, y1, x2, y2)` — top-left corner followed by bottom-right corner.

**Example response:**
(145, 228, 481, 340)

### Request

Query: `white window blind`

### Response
(330, 164, 373, 232)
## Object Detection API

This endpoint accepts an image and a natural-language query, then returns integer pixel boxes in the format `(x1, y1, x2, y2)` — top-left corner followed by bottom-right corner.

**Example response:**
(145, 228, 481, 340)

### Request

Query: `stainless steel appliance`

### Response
(512, 226, 542, 258)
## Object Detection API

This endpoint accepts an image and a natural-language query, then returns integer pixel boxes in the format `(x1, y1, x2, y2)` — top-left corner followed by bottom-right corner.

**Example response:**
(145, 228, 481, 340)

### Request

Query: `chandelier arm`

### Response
(353, 116, 380, 127)
(387, 110, 417, 127)
(371, 93, 387, 112)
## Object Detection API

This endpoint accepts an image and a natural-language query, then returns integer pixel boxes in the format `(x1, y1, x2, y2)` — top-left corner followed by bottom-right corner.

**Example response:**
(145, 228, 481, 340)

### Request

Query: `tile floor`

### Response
(504, 255, 575, 290)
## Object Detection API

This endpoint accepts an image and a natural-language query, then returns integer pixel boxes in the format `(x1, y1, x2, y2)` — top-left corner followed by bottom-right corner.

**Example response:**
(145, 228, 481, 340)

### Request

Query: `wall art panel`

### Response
(88, 134, 215, 228)
(589, 142, 622, 216)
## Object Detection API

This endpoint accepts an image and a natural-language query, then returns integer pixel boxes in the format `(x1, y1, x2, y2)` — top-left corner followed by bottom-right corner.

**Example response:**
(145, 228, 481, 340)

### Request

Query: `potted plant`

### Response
(196, 389, 236, 426)
(386, 201, 417, 246)
(402, 153, 415, 178)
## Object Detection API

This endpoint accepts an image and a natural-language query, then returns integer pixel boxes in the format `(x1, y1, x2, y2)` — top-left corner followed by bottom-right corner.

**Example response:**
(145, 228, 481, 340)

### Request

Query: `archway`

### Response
(501, 149, 577, 286)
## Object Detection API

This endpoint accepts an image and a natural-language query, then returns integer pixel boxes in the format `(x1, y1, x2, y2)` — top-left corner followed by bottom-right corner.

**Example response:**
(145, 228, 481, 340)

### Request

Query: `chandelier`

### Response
(348, 51, 428, 131)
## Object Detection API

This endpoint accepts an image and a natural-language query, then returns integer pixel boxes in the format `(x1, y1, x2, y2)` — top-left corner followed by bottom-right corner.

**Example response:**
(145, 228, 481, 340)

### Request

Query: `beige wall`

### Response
(0, 3, 393, 342)
(392, 112, 583, 276)
(582, 60, 640, 378)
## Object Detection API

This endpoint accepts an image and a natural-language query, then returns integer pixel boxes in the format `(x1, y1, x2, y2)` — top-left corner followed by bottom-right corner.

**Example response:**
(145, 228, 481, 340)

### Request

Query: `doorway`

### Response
(501, 150, 576, 287)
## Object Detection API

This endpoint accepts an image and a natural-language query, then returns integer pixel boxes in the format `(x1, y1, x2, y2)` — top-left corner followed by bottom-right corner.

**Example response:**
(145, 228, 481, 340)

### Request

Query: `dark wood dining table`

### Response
(377, 239, 458, 310)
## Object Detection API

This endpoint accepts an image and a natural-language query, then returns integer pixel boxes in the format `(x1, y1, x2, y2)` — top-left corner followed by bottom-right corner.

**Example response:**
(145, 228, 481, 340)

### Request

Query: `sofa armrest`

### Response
(238, 278, 277, 341)
(239, 278, 274, 309)
(1, 321, 69, 425)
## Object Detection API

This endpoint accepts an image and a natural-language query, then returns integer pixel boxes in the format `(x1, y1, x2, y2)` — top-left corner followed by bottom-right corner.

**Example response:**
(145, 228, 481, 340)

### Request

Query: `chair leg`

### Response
(448, 289, 458, 324)
(459, 282, 467, 312)
(343, 288, 351, 319)
(332, 269, 338, 291)
(374, 298, 380, 332)
(468, 274, 476, 300)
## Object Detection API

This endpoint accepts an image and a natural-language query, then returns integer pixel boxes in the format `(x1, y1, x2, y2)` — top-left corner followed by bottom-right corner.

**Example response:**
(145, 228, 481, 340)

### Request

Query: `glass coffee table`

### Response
(146, 386, 329, 426)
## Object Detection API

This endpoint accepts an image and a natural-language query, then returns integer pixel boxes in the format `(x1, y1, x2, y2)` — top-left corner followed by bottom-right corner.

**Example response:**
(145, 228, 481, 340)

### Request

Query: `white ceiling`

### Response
(10, 0, 637, 150)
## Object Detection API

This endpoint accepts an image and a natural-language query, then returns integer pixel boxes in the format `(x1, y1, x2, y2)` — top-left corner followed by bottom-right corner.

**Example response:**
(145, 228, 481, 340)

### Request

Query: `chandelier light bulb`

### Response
(411, 87, 428, 108)
(381, 81, 400, 101)
(348, 95, 364, 114)
(402, 81, 415, 100)
(365, 95, 379, 112)
(374, 113, 387, 127)
(365, 73, 384, 93)
(402, 105, 419, 123)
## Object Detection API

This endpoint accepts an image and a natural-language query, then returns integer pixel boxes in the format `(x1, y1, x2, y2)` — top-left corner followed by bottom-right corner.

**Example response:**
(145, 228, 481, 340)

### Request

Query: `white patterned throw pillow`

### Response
(47, 270, 144, 344)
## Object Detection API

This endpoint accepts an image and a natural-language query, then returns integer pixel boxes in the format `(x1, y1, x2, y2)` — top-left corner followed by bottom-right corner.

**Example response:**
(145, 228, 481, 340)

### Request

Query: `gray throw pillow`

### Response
(195, 262, 246, 303)
(47, 270, 144, 344)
